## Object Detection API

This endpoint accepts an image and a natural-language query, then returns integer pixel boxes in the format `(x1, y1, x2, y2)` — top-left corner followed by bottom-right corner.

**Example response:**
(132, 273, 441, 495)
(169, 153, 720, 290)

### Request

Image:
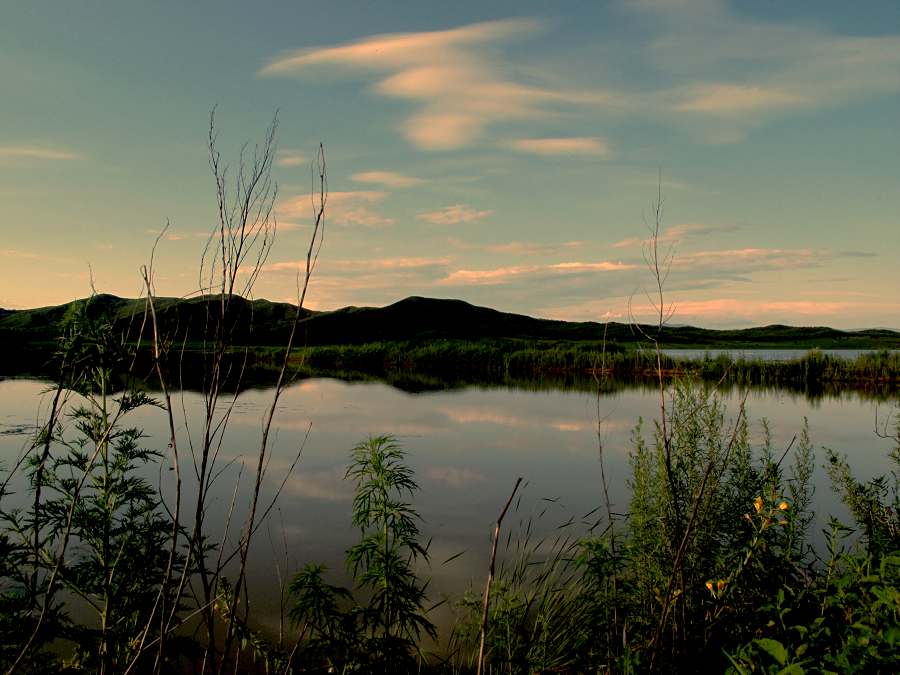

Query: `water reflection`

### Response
(1, 374, 897, 635)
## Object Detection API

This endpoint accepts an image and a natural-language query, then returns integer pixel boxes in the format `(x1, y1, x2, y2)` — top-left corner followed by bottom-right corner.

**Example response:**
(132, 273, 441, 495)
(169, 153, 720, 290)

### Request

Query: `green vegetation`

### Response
(3, 294, 900, 374)
(4, 296, 898, 398)
(0, 298, 182, 672)
(295, 340, 900, 390)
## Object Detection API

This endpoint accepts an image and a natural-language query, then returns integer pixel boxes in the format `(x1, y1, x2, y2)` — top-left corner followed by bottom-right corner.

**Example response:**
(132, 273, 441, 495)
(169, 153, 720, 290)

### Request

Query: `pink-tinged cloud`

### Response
(674, 84, 807, 114)
(351, 170, 425, 188)
(628, 298, 851, 323)
(549, 261, 637, 273)
(260, 19, 619, 150)
(612, 222, 738, 248)
(673, 247, 822, 271)
(0, 145, 81, 161)
(258, 256, 450, 275)
(440, 265, 538, 285)
(260, 19, 541, 73)
(278, 190, 394, 227)
(275, 150, 306, 167)
(439, 260, 633, 286)
(504, 136, 611, 156)
(417, 204, 493, 225)
(547, 295, 900, 328)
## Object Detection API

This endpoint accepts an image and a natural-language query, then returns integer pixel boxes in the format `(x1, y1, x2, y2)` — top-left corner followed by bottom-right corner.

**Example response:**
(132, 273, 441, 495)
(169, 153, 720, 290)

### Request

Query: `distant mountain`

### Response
(2, 295, 900, 357)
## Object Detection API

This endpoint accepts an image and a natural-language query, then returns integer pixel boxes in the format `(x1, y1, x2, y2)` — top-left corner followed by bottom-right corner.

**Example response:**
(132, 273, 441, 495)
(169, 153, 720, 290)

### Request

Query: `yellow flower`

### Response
(754, 496, 763, 512)
(778, 501, 789, 511)
(705, 581, 713, 591)
(717, 580, 726, 592)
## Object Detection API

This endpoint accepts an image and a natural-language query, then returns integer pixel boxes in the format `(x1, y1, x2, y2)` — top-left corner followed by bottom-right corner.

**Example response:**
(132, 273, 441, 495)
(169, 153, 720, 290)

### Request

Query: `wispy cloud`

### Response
(445, 239, 586, 256)
(275, 150, 306, 167)
(278, 190, 394, 227)
(503, 136, 610, 156)
(352, 170, 425, 188)
(143, 228, 209, 242)
(280, 468, 352, 502)
(672, 84, 807, 114)
(673, 247, 823, 273)
(625, 298, 900, 325)
(260, 19, 617, 150)
(628, 0, 900, 138)
(0, 145, 81, 161)
(439, 260, 635, 286)
(612, 222, 739, 248)
(417, 204, 493, 225)
(258, 256, 450, 275)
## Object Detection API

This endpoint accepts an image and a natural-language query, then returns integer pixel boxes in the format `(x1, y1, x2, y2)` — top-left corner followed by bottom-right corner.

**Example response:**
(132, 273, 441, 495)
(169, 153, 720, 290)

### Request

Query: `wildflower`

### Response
(754, 496, 763, 512)
(778, 501, 789, 511)
(705, 581, 713, 591)
(717, 580, 726, 592)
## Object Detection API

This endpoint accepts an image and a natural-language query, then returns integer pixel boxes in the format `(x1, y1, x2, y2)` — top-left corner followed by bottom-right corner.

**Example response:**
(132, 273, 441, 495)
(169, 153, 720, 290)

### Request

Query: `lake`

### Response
(1, 374, 897, 635)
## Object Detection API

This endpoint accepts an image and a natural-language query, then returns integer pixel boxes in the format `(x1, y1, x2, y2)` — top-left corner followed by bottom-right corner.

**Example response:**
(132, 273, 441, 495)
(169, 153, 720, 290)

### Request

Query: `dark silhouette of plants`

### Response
(1, 298, 178, 673)
(287, 435, 435, 673)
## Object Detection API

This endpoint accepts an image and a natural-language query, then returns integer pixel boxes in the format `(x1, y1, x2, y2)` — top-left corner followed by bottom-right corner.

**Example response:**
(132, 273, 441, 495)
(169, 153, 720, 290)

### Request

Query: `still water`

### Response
(1, 376, 897, 633)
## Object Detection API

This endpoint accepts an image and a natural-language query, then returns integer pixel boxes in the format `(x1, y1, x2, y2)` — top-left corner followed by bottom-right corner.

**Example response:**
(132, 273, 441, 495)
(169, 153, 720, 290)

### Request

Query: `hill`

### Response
(2, 295, 900, 365)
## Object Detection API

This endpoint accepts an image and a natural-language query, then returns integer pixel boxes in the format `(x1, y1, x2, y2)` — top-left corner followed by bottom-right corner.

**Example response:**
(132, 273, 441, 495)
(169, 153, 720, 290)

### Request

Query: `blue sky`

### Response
(2, 0, 899, 327)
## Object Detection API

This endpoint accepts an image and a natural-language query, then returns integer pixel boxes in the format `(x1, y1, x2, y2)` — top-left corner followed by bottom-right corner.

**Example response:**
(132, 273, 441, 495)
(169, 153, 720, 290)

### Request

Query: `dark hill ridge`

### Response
(2, 294, 900, 353)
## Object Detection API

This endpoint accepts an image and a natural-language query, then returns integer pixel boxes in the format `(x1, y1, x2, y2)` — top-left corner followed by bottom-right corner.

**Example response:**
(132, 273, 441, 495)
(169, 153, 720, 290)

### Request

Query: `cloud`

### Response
(260, 19, 618, 150)
(444, 237, 588, 257)
(426, 466, 487, 488)
(503, 136, 610, 156)
(0, 145, 81, 161)
(280, 468, 352, 502)
(143, 228, 209, 242)
(673, 84, 807, 114)
(258, 256, 450, 275)
(278, 190, 394, 227)
(439, 259, 636, 286)
(625, 298, 900, 325)
(275, 150, 306, 167)
(612, 222, 739, 248)
(628, 0, 900, 137)
(673, 247, 824, 273)
(351, 170, 425, 188)
(417, 204, 493, 225)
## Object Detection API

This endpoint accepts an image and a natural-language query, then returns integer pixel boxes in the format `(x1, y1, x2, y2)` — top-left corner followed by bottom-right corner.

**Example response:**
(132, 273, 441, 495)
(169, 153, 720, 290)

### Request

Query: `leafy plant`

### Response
(0, 298, 178, 672)
(288, 435, 435, 673)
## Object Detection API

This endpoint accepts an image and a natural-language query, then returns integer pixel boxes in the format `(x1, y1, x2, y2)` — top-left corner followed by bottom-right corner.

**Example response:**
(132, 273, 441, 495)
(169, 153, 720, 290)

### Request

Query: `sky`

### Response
(2, 0, 899, 328)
